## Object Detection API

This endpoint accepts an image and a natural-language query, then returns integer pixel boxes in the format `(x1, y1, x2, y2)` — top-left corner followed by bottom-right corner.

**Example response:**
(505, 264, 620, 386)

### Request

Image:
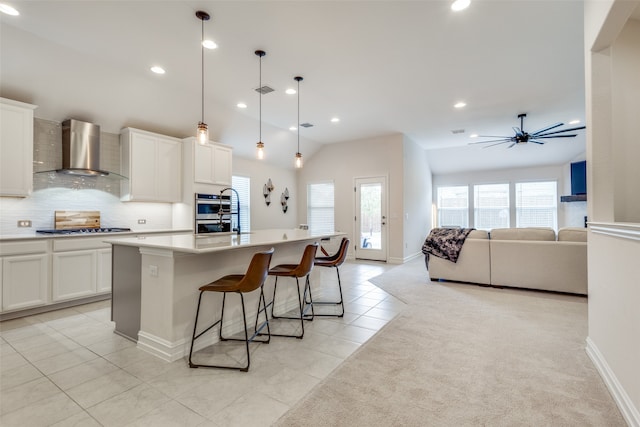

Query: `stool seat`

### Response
(268, 264, 304, 275)
(265, 243, 318, 339)
(309, 237, 350, 317)
(199, 275, 245, 292)
(188, 248, 274, 372)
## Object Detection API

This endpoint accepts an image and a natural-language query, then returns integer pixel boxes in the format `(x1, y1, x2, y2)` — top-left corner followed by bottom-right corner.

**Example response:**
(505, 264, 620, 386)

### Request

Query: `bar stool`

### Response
(188, 248, 273, 372)
(266, 242, 318, 339)
(309, 237, 350, 317)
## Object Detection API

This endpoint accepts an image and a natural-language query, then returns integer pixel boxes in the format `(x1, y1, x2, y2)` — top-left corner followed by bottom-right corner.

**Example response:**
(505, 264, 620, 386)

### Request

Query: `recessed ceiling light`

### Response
(289, 126, 297, 131)
(469, 133, 478, 138)
(331, 117, 340, 123)
(150, 66, 165, 74)
(202, 40, 217, 49)
(454, 101, 467, 108)
(569, 119, 581, 125)
(0, 3, 19, 15)
(237, 103, 247, 109)
(285, 88, 296, 95)
(451, 0, 471, 12)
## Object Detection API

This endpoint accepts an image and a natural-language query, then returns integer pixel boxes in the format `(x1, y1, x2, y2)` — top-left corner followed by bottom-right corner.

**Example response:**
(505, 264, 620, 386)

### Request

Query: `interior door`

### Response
(355, 176, 387, 261)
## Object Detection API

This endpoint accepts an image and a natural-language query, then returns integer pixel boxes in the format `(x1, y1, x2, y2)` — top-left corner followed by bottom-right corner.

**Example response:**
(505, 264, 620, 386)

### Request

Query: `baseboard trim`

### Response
(137, 331, 187, 362)
(586, 336, 640, 427)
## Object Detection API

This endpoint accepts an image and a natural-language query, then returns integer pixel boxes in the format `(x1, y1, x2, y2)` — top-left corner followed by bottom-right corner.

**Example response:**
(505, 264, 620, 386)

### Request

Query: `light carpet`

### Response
(275, 258, 625, 426)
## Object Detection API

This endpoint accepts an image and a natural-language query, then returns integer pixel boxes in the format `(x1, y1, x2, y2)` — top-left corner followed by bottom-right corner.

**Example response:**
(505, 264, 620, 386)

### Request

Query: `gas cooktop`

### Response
(36, 227, 132, 235)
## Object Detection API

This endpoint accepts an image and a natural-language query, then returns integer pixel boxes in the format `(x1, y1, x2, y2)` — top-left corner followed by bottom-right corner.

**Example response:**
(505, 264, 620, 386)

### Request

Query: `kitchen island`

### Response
(105, 229, 344, 362)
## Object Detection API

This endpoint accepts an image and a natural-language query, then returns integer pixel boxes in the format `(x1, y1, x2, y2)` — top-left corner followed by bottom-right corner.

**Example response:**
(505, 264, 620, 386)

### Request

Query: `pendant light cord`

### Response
(297, 78, 300, 153)
(201, 17, 204, 123)
(259, 54, 262, 142)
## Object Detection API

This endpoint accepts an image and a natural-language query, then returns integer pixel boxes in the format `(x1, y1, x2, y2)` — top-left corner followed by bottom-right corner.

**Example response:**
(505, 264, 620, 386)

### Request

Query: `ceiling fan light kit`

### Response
(470, 113, 586, 149)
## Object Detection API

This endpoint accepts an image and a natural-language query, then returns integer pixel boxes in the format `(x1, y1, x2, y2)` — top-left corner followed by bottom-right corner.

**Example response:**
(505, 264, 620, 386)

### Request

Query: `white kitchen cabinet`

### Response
(194, 142, 232, 186)
(52, 238, 112, 302)
(1, 240, 49, 311)
(97, 248, 112, 293)
(184, 137, 232, 188)
(120, 127, 182, 202)
(0, 98, 37, 197)
(52, 250, 97, 301)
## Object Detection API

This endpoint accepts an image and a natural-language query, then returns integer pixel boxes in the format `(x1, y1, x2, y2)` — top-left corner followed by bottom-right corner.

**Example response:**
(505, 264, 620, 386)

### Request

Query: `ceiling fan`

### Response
(469, 113, 586, 148)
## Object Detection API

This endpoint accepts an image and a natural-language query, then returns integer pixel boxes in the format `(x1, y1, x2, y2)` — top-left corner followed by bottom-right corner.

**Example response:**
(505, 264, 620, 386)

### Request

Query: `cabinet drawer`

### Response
(0, 240, 48, 256)
(53, 238, 111, 252)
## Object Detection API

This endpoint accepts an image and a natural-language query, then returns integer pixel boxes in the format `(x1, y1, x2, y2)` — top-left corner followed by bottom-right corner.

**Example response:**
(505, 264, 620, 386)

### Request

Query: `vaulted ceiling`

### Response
(1, 1, 588, 173)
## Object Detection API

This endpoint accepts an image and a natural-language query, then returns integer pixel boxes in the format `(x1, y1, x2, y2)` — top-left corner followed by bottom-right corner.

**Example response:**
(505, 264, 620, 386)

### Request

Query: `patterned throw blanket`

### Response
(422, 228, 474, 267)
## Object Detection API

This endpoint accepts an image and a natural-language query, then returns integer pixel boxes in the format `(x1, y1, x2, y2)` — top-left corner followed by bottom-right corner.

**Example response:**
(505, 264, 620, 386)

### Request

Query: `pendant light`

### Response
(294, 76, 303, 169)
(195, 11, 210, 145)
(255, 50, 266, 159)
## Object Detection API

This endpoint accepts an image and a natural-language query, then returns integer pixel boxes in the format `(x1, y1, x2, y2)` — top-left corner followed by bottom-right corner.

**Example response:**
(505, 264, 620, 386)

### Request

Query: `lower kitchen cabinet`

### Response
(97, 248, 112, 293)
(52, 238, 112, 302)
(1, 253, 49, 311)
(52, 250, 97, 301)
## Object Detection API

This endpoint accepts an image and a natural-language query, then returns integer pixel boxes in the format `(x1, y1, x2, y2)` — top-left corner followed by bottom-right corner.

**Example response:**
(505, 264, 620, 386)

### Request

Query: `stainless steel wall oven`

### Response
(195, 193, 237, 234)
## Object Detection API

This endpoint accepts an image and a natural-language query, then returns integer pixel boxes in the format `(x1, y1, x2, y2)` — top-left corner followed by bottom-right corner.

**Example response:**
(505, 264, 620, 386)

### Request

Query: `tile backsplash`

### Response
(1, 119, 174, 235)
(33, 119, 120, 196)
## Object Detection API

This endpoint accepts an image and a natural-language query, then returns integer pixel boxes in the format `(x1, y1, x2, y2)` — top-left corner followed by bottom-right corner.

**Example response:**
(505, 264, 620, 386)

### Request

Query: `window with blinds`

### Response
(474, 183, 510, 230)
(436, 186, 469, 228)
(307, 182, 334, 234)
(515, 181, 557, 230)
(232, 175, 250, 232)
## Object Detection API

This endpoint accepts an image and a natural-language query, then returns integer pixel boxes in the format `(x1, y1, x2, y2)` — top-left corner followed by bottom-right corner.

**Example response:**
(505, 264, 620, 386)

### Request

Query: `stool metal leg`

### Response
(305, 266, 345, 317)
(269, 276, 307, 339)
(189, 291, 268, 372)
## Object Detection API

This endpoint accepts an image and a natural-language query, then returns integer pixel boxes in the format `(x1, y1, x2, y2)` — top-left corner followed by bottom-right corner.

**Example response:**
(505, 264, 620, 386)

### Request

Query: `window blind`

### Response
(436, 186, 469, 227)
(474, 183, 510, 230)
(232, 175, 250, 232)
(516, 181, 557, 230)
(307, 182, 334, 234)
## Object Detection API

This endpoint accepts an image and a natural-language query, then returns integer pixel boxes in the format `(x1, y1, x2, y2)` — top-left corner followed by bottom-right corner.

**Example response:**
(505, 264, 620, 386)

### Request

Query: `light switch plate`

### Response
(17, 220, 32, 228)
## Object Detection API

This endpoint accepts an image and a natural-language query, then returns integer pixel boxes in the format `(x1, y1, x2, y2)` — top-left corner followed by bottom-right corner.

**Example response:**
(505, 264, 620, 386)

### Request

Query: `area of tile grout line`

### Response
(0, 260, 406, 426)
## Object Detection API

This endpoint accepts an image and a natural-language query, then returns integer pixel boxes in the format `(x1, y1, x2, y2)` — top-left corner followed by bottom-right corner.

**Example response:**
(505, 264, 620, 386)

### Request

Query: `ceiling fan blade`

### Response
(483, 141, 511, 148)
(512, 127, 522, 135)
(534, 134, 578, 139)
(529, 140, 545, 145)
(530, 122, 563, 135)
(508, 142, 516, 148)
(477, 135, 512, 138)
(469, 138, 512, 145)
(535, 125, 586, 137)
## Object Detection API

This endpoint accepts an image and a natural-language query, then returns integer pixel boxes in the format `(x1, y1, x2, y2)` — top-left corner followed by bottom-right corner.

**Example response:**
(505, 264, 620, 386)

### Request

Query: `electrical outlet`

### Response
(17, 220, 32, 228)
(149, 265, 158, 277)
(138, 219, 146, 224)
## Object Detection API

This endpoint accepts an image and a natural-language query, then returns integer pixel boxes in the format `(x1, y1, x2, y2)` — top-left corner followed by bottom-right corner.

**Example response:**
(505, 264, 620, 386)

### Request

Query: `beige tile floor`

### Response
(0, 260, 405, 427)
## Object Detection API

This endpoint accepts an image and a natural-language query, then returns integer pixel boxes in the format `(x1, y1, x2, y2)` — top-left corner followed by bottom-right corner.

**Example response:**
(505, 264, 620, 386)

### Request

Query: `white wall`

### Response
(232, 156, 298, 231)
(403, 135, 433, 260)
(612, 18, 640, 223)
(296, 133, 405, 262)
(433, 163, 587, 230)
(585, 1, 640, 425)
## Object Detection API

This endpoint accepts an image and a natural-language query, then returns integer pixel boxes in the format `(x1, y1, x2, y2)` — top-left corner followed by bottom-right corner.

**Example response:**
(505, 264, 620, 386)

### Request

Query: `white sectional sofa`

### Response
(428, 227, 588, 295)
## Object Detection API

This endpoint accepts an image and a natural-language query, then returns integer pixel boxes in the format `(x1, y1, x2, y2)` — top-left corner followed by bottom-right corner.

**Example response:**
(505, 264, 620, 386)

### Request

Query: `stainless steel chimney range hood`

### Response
(59, 119, 109, 176)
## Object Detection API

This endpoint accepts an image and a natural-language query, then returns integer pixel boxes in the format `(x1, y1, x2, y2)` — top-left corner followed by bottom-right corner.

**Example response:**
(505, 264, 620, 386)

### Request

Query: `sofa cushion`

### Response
(468, 229, 489, 239)
(558, 227, 587, 242)
(489, 227, 556, 241)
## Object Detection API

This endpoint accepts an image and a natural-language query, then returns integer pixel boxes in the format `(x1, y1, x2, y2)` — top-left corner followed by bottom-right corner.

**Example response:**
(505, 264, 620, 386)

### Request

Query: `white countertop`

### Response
(0, 229, 192, 242)
(104, 229, 344, 254)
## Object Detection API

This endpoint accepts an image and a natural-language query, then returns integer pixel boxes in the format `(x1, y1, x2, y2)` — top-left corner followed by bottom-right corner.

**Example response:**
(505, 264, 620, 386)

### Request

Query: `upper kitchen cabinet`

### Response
(183, 137, 232, 190)
(0, 98, 37, 197)
(120, 127, 182, 202)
